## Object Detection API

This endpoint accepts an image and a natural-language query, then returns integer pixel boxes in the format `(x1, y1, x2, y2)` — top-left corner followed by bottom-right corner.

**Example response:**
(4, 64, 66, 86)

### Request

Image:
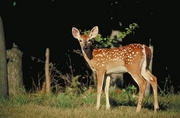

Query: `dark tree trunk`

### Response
(7, 43, 23, 97)
(0, 17, 8, 97)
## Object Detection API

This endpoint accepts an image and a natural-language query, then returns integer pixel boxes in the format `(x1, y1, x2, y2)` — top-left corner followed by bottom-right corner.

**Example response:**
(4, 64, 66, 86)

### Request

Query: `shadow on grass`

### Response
(109, 97, 168, 111)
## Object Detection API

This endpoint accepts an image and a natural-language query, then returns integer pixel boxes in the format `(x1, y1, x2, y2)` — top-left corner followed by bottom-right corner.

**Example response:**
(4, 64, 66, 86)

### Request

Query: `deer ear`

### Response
(72, 27, 80, 39)
(89, 26, 98, 39)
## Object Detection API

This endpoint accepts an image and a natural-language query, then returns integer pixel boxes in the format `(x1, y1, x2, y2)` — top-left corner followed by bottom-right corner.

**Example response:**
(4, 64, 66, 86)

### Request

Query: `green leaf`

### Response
(13, 1, 16, 6)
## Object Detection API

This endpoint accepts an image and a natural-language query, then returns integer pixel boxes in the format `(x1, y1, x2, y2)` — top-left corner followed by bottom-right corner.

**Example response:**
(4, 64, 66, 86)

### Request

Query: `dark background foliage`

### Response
(0, 0, 179, 92)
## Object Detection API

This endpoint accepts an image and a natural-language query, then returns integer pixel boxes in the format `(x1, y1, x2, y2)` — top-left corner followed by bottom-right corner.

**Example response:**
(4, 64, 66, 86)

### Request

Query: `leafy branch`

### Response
(83, 23, 138, 48)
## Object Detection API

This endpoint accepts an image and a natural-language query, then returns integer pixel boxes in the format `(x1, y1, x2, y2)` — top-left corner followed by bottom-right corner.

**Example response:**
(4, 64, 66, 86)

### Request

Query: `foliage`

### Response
(30, 53, 90, 95)
(13, 1, 16, 6)
(159, 73, 174, 96)
(83, 23, 138, 48)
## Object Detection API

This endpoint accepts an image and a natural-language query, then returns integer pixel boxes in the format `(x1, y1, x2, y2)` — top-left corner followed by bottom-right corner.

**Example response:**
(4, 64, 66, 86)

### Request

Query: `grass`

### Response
(0, 88, 180, 118)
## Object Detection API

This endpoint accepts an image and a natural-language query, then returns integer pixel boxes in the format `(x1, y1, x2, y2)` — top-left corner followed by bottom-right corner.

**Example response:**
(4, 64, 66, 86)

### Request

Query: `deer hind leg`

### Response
(96, 71, 105, 110)
(130, 72, 147, 112)
(141, 70, 159, 112)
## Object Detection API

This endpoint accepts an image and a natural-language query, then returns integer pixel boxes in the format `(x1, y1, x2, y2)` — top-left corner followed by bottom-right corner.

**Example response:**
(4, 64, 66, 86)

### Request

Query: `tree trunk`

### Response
(7, 43, 23, 97)
(109, 30, 124, 89)
(144, 39, 154, 96)
(0, 17, 8, 98)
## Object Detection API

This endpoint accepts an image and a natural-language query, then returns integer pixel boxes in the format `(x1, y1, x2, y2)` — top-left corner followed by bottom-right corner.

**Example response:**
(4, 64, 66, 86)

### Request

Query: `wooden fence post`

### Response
(45, 48, 51, 94)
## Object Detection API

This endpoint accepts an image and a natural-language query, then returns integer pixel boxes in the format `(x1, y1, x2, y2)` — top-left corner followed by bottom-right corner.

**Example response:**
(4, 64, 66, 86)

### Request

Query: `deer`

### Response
(71, 26, 159, 112)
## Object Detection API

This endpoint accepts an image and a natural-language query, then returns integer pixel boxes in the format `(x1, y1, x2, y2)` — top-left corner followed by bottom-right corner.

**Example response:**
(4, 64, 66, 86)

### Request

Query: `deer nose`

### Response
(83, 46, 88, 50)
(83, 43, 88, 50)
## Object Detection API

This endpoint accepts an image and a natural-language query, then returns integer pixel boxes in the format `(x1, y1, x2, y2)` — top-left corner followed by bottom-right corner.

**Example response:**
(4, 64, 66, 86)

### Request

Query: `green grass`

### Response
(0, 89, 180, 118)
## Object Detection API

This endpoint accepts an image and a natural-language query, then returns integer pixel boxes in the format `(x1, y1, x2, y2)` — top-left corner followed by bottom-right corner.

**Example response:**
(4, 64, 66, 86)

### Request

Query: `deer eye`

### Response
(88, 39, 93, 43)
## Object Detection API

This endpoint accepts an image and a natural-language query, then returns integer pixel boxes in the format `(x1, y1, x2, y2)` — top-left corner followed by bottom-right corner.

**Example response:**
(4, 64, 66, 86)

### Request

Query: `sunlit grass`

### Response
(0, 88, 180, 118)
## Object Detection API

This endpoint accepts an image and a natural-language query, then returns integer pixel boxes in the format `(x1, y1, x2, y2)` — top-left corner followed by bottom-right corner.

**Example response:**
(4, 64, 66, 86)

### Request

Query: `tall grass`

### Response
(0, 87, 180, 118)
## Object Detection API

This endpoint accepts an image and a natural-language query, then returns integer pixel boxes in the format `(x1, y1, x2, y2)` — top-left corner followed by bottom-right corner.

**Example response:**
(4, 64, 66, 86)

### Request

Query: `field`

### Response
(0, 88, 180, 118)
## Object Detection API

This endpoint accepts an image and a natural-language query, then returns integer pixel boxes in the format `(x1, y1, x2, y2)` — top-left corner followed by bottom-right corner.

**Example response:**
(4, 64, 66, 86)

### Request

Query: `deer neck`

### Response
(81, 46, 95, 71)
(82, 46, 94, 60)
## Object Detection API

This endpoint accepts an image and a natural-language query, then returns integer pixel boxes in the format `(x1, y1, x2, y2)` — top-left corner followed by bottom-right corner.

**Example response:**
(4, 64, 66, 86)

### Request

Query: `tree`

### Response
(7, 43, 24, 97)
(0, 16, 8, 97)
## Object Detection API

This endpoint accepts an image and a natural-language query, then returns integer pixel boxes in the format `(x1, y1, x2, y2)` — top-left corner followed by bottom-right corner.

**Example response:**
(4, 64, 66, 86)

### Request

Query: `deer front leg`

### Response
(105, 76, 111, 109)
(96, 71, 105, 110)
